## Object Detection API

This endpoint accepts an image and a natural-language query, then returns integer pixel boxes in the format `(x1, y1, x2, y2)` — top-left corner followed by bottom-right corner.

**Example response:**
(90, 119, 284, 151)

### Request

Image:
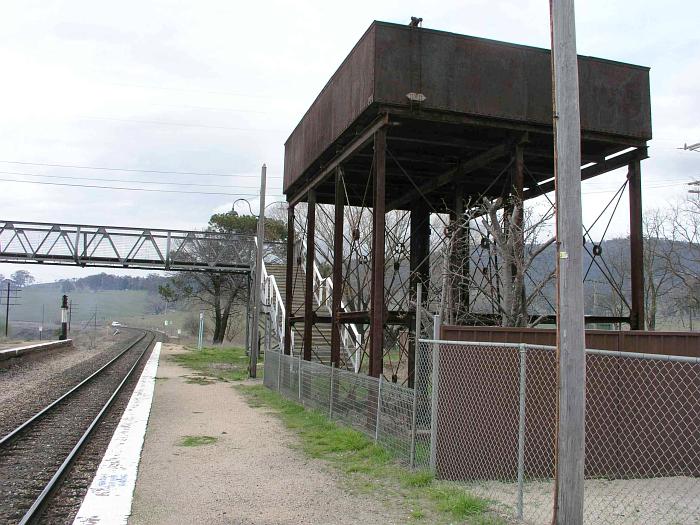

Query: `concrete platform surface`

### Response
(129, 344, 402, 525)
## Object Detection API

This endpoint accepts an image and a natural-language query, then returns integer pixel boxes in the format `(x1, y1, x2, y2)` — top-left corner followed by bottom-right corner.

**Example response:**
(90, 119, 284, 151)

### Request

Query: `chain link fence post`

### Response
(298, 354, 302, 400)
(410, 282, 422, 468)
(517, 343, 527, 521)
(329, 363, 335, 418)
(430, 313, 441, 473)
(276, 350, 282, 393)
(375, 374, 383, 444)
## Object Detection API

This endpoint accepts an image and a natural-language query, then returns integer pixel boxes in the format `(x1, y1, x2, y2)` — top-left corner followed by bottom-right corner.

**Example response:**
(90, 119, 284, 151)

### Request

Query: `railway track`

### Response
(0, 328, 159, 524)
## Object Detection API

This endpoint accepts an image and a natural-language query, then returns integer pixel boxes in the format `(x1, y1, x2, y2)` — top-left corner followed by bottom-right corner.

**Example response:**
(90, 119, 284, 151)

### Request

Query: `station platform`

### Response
(74, 343, 400, 525)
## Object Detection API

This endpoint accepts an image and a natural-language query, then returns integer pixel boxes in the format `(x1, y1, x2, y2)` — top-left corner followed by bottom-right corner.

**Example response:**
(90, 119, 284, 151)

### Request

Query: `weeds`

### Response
(178, 435, 218, 447)
(236, 384, 501, 524)
(173, 346, 256, 382)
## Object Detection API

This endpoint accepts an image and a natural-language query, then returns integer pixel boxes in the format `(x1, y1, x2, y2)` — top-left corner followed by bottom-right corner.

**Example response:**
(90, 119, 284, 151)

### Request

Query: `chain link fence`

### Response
(417, 339, 700, 525)
(263, 340, 699, 524)
(264, 350, 421, 466)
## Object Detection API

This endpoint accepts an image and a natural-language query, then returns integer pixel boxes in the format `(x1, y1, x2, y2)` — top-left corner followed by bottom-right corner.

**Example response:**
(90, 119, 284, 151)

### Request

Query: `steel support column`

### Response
(330, 169, 345, 368)
(369, 128, 387, 378)
(284, 205, 295, 355)
(512, 143, 526, 323)
(408, 200, 430, 387)
(303, 190, 317, 361)
(628, 160, 645, 330)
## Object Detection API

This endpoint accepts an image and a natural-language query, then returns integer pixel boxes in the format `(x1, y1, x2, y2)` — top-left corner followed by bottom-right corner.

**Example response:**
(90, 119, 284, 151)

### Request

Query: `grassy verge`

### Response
(173, 345, 258, 382)
(236, 384, 504, 524)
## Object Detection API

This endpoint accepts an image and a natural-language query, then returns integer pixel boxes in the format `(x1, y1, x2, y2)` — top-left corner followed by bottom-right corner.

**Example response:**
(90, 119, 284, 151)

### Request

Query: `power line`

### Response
(0, 160, 282, 179)
(0, 171, 271, 189)
(79, 115, 281, 132)
(0, 177, 284, 197)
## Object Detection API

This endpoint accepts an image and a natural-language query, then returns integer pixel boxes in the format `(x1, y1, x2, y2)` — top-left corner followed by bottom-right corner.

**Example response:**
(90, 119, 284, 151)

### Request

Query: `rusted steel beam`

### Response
(288, 114, 389, 207)
(523, 147, 648, 200)
(303, 190, 316, 360)
(330, 168, 344, 367)
(408, 199, 430, 387)
(386, 142, 510, 211)
(370, 128, 387, 378)
(284, 205, 295, 355)
(628, 160, 645, 330)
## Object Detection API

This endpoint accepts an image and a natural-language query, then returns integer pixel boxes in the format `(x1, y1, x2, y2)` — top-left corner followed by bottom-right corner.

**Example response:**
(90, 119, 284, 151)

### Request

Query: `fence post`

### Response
(329, 363, 335, 418)
(276, 350, 282, 393)
(429, 313, 441, 473)
(517, 343, 527, 521)
(375, 374, 383, 444)
(410, 282, 423, 468)
(298, 354, 302, 401)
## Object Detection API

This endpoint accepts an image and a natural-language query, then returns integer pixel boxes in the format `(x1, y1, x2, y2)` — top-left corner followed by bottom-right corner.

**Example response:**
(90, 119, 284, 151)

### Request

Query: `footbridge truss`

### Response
(0, 220, 255, 273)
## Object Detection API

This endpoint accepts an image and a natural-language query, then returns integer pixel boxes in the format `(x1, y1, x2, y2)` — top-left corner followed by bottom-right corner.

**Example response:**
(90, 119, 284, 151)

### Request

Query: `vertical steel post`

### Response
(284, 205, 295, 355)
(628, 160, 645, 330)
(410, 281, 423, 468)
(329, 363, 335, 418)
(245, 274, 251, 354)
(550, 1, 586, 522)
(331, 168, 345, 368)
(429, 313, 441, 473)
(276, 350, 282, 392)
(298, 354, 302, 400)
(370, 128, 387, 377)
(303, 190, 317, 361)
(250, 164, 267, 378)
(517, 343, 527, 521)
(59, 294, 68, 340)
(375, 374, 383, 443)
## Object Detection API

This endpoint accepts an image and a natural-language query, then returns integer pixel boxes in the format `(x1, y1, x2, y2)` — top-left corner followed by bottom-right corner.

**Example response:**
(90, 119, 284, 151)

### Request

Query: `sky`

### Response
(0, 0, 698, 283)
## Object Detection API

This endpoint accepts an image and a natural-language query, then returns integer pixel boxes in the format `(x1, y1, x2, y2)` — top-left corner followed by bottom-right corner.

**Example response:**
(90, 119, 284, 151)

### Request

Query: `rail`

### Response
(0, 328, 157, 523)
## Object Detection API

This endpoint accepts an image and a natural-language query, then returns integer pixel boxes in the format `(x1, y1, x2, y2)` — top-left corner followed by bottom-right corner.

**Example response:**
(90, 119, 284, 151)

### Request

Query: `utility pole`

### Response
(40, 304, 45, 340)
(68, 300, 73, 332)
(250, 163, 266, 378)
(550, 1, 586, 523)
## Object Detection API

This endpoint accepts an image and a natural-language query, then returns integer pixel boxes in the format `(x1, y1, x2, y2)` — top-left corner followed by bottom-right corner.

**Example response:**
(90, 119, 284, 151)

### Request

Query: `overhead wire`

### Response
(0, 160, 282, 179)
(0, 177, 283, 197)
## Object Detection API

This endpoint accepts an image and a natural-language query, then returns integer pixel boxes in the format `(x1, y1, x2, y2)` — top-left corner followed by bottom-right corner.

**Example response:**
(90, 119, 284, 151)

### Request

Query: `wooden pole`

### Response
(550, 1, 586, 523)
(628, 160, 645, 330)
(250, 164, 266, 378)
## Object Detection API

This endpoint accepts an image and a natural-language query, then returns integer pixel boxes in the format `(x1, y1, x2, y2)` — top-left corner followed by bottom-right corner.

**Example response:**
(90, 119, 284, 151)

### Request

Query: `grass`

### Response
(178, 435, 218, 447)
(236, 384, 503, 524)
(173, 345, 256, 382)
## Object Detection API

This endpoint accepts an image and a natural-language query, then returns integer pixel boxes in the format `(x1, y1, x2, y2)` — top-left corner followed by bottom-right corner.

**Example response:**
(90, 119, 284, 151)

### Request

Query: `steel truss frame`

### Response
(0, 220, 255, 273)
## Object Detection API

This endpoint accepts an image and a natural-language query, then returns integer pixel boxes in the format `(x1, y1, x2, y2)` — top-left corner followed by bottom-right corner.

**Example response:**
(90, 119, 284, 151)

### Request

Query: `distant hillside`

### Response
(42, 272, 171, 294)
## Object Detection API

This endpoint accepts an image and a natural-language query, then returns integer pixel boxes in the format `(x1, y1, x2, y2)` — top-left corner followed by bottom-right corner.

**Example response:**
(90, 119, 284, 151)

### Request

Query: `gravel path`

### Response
(130, 344, 405, 525)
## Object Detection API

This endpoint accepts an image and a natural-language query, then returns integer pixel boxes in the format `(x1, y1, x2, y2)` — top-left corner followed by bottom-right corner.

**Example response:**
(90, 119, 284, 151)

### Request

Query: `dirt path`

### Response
(129, 344, 404, 525)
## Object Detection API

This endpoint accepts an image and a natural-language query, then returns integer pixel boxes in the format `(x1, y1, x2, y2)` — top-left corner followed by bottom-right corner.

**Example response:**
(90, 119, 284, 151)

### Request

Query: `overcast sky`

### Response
(1, 0, 698, 283)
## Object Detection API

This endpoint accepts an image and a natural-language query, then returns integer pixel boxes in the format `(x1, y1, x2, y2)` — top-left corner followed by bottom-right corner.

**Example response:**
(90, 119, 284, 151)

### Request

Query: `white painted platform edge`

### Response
(72, 342, 161, 525)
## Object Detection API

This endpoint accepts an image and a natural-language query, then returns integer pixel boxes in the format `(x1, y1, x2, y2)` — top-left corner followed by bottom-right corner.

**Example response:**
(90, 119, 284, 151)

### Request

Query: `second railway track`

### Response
(0, 328, 159, 524)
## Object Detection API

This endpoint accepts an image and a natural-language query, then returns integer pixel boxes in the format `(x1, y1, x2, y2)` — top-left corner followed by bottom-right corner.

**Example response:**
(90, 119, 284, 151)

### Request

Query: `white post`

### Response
(197, 311, 204, 350)
(429, 313, 441, 473)
(276, 349, 282, 393)
(550, 2, 586, 523)
(517, 343, 527, 521)
(375, 374, 383, 444)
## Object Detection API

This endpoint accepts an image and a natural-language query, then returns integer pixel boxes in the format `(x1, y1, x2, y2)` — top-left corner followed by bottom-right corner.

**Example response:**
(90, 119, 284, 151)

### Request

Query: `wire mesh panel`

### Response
(376, 381, 415, 463)
(416, 339, 700, 525)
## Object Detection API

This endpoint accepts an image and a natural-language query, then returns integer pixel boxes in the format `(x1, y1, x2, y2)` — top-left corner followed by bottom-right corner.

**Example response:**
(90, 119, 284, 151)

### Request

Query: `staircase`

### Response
(265, 264, 335, 364)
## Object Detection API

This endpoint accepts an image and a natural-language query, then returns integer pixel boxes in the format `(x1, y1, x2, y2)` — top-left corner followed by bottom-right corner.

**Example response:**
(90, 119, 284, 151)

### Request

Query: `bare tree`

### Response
(643, 209, 674, 330)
